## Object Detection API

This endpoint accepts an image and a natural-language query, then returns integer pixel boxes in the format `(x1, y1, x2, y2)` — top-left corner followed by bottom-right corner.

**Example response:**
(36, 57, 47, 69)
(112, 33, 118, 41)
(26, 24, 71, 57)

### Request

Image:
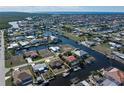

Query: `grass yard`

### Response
(60, 44, 74, 53)
(5, 77, 13, 86)
(52, 65, 69, 75)
(38, 49, 54, 58)
(42, 70, 54, 80)
(5, 55, 27, 68)
(92, 43, 111, 56)
(32, 56, 42, 61)
(5, 70, 12, 77)
(62, 31, 85, 41)
(53, 68, 65, 75)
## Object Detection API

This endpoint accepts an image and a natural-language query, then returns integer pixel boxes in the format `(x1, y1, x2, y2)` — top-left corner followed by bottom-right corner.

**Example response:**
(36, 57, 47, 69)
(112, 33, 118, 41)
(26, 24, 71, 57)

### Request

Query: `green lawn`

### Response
(32, 56, 42, 61)
(38, 49, 54, 58)
(92, 43, 111, 56)
(5, 77, 13, 86)
(42, 70, 54, 80)
(5, 70, 12, 77)
(62, 31, 85, 41)
(60, 44, 74, 53)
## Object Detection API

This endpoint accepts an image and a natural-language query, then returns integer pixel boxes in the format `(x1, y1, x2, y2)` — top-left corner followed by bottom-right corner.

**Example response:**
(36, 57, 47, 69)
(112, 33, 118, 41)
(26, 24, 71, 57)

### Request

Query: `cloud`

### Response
(0, 6, 124, 12)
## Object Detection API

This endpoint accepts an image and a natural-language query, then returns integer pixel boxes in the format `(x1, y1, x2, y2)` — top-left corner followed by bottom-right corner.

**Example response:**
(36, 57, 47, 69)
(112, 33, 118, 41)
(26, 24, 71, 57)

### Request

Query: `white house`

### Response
(8, 42, 19, 49)
(112, 51, 124, 59)
(19, 41, 29, 46)
(72, 49, 88, 57)
(109, 42, 122, 48)
(26, 36, 35, 39)
(32, 63, 48, 73)
(49, 46, 60, 52)
(26, 57, 33, 63)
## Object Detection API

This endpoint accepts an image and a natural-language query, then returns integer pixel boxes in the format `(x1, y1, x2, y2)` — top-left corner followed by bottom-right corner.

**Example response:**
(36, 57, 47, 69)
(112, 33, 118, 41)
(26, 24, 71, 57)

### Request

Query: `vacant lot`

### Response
(38, 49, 54, 58)
(60, 44, 74, 53)
(92, 44, 111, 56)
(63, 31, 85, 41)
(5, 55, 27, 68)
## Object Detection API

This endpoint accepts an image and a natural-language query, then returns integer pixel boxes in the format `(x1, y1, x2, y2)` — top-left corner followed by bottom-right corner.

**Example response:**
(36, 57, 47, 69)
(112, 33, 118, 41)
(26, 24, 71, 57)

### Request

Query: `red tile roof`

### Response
(105, 68, 124, 83)
(66, 56, 76, 62)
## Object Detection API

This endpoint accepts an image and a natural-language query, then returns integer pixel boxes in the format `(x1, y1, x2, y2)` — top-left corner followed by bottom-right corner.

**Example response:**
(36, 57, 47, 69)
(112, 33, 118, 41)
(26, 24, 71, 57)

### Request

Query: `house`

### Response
(93, 37, 102, 43)
(49, 58, 64, 69)
(109, 42, 122, 48)
(8, 42, 19, 49)
(80, 41, 96, 47)
(30, 39, 39, 44)
(38, 39, 48, 44)
(24, 51, 38, 58)
(26, 57, 33, 63)
(79, 80, 91, 86)
(66, 55, 76, 62)
(49, 35, 61, 43)
(36, 76, 44, 84)
(86, 41, 96, 46)
(65, 55, 79, 67)
(104, 68, 124, 85)
(112, 51, 124, 60)
(15, 36, 25, 41)
(114, 37, 121, 41)
(50, 36, 58, 41)
(84, 56, 96, 64)
(32, 63, 48, 73)
(120, 32, 124, 36)
(12, 69, 33, 86)
(19, 41, 29, 46)
(49, 46, 60, 52)
(72, 49, 88, 58)
(100, 79, 118, 86)
(46, 57, 70, 75)
(26, 36, 35, 39)
(26, 17, 32, 20)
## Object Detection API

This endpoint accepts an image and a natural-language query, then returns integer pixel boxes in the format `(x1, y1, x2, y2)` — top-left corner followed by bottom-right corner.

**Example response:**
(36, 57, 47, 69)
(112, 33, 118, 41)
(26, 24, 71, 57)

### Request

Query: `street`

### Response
(0, 30, 5, 86)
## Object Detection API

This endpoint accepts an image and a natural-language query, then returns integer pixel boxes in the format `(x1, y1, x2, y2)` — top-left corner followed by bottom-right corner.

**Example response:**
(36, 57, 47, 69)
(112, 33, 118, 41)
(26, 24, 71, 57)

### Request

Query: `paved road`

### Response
(0, 30, 5, 86)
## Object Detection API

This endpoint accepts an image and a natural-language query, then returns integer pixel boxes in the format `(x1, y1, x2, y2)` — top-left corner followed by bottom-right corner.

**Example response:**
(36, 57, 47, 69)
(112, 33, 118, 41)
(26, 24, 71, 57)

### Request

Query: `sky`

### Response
(0, 6, 124, 12)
